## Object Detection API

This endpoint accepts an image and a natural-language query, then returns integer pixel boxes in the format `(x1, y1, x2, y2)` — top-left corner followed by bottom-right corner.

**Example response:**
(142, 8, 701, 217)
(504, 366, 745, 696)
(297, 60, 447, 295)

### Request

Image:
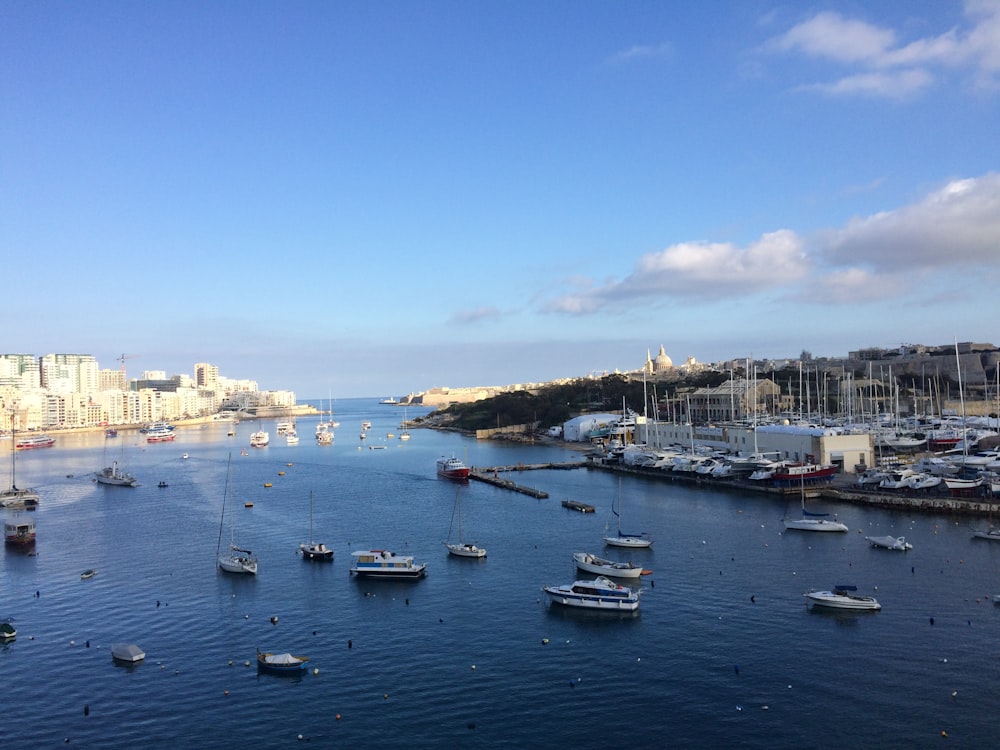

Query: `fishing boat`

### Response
(783, 476, 848, 532)
(1, 428, 40, 509)
(95, 460, 137, 487)
(349, 549, 427, 579)
(573, 551, 646, 579)
(865, 535, 913, 551)
(770, 462, 839, 484)
(217, 455, 257, 575)
(256, 650, 308, 675)
(14, 434, 55, 450)
(603, 480, 652, 548)
(299, 491, 333, 561)
(437, 455, 470, 480)
(804, 586, 881, 611)
(4, 517, 35, 546)
(443, 486, 486, 558)
(543, 576, 641, 611)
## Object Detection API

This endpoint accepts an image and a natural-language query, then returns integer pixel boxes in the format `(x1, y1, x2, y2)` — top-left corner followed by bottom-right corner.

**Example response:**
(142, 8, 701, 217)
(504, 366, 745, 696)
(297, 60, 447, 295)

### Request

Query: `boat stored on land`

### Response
(349, 549, 427, 579)
(805, 585, 881, 611)
(573, 551, 646, 579)
(543, 576, 641, 611)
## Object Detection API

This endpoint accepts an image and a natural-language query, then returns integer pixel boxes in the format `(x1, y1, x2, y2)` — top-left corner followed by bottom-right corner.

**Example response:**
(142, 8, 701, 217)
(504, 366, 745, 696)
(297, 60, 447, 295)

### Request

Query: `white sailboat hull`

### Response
(603, 534, 653, 548)
(784, 518, 848, 532)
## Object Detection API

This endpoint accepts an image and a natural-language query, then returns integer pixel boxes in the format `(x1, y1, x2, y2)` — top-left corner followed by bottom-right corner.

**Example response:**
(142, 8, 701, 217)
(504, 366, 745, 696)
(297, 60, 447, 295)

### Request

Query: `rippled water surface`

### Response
(4, 399, 1000, 748)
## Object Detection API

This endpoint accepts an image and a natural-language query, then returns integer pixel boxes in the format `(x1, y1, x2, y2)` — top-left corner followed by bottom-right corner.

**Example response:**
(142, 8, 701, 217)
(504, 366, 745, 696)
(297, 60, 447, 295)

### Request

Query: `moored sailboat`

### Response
(603, 479, 652, 548)
(217, 455, 257, 575)
(299, 490, 333, 561)
(443, 486, 486, 558)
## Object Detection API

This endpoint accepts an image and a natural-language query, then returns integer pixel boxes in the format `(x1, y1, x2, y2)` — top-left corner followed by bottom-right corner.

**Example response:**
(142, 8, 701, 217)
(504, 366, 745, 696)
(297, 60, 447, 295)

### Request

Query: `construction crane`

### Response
(116, 353, 138, 380)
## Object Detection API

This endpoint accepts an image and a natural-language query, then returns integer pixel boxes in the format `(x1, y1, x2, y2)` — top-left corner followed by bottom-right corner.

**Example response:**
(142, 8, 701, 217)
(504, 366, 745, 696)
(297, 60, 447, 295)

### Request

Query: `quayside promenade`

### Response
(472, 455, 999, 517)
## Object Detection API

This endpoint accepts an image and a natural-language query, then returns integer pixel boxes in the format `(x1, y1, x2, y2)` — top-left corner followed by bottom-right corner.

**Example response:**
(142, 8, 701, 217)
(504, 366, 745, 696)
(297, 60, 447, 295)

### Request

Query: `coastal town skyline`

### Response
(4, 3, 999, 398)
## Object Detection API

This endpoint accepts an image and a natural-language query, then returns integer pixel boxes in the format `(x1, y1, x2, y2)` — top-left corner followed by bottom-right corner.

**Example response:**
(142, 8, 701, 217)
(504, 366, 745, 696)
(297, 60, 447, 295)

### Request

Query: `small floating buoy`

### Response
(348, 639, 352, 648)
(541, 638, 549, 645)
(244, 661, 250, 667)
(335, 714, 341, 720)
(278, 471, 285, 476)
(383, 693, 388, 700)
(313, 667, 319, 675)
(270, 616, 278, 625)
(471, 664, 475, 670)
(84, 704, 89, 716)
(264, 483, 272, 488)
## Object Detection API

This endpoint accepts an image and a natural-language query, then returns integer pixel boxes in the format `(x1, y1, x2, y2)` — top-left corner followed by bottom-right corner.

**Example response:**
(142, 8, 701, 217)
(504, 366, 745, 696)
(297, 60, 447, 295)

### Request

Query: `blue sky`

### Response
(4, 1, 999, 398)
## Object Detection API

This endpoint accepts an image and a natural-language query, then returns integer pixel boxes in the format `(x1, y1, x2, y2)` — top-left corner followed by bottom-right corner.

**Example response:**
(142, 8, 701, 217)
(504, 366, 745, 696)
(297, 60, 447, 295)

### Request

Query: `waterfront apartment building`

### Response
(0, 353, 289, 431)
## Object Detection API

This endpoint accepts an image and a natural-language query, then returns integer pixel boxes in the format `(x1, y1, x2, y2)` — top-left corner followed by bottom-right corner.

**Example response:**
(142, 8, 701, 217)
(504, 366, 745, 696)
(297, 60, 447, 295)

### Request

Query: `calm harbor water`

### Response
(4, 398, 1000, 748)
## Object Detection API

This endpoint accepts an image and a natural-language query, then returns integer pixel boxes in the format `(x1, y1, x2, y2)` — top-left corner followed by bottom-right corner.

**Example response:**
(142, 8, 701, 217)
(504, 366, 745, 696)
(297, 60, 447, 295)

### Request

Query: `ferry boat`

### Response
(349, 549, 427, 579)
(145, 428, 175, 443)
(15, 434, 55, 450)
(4, 517, 36, 546)
(437, 456, 470, 480)
(543, 576, 641, 611)
(249, 430, 270, 448)
(140, 421, 174, 434)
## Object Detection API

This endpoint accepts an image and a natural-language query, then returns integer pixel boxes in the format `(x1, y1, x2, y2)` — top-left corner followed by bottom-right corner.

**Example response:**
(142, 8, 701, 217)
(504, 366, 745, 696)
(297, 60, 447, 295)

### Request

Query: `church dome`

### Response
(654, 345, 673, 370)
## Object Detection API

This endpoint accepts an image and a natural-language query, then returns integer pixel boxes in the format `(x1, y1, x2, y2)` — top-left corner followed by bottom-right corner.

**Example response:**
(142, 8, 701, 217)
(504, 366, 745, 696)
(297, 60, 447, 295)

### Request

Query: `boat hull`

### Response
(805, 591, 881, 610)
(300, 543, 334, 561)
(445, 542, 486, 558)
(544, 577, 640, 611)
(865, 535, 912, 551)
(784, 518, 849, 532)
(603, 534, 652, 548)
(573, 552, 644, 578)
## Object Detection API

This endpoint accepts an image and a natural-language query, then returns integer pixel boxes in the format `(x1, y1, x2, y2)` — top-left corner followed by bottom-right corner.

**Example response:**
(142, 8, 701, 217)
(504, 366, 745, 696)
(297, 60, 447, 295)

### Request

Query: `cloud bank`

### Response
(765, 2, 1000, 97)
(543, 173, 1000, 313)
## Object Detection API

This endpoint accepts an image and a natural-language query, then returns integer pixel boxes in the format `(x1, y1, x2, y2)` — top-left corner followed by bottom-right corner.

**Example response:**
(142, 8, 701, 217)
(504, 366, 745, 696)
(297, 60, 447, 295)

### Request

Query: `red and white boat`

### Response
(4, 517, 36, 546)
(771, 463, 838, 482)
(437, 456, 470, 480)
(15, 434, 55, 450)
(146, 428, 176, 443)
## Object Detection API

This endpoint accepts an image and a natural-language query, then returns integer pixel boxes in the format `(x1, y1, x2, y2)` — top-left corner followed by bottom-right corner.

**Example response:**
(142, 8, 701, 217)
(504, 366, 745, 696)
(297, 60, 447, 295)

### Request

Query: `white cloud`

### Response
(607, 42, 673, 64)
(818, 172, 1000, 270)
(545, 230, 808, 315)
(796, 69, 934, 98)
(543, 172, 1000, 315)
(765, 3, 1000, 96)
(450, 306, 504, 324)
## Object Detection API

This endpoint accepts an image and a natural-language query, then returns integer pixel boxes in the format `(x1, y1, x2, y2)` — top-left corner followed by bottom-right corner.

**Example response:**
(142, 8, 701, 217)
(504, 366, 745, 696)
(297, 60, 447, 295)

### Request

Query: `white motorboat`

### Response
(865, 535, 913, 551)
(349, 549, 427, 578)
(443, 486, 486, 558)
(905, 472, 941, 490)
(573, 551, 646, 579)
(603, 479, 652, 548)
(543, 576, 641, 611)
(878, 470, 917, 490)
(972, 526, 1000, 541)
(285, 430, 300, 445)
(804, 586, 881, 611)
(855, 469, 889, 486)
(249, 430, 270, 448)
(217, 455, 258, 575)
(944, 476, 984, 491)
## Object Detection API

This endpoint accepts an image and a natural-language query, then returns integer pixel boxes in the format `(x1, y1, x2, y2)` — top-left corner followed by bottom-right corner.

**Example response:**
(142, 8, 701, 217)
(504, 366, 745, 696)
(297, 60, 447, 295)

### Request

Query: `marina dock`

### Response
(469, 461, 587, 498)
